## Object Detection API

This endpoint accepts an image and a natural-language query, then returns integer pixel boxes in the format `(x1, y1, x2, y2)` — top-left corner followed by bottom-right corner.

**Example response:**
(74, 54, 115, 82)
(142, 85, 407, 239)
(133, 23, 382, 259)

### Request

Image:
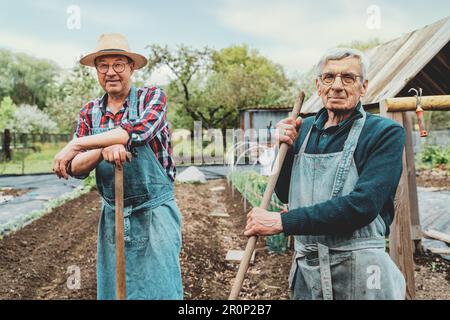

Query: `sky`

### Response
(0, 0, 449, 84)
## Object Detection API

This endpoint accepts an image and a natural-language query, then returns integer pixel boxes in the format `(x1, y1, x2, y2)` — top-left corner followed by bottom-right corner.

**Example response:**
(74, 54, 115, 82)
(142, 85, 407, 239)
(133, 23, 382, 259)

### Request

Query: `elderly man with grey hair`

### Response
(244, 48, 406, 300)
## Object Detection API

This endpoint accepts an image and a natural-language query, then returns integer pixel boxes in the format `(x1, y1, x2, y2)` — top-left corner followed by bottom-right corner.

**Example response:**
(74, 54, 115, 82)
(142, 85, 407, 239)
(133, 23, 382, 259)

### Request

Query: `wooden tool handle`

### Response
(115, 165, 126, 300)
(228, 91, 305, 300)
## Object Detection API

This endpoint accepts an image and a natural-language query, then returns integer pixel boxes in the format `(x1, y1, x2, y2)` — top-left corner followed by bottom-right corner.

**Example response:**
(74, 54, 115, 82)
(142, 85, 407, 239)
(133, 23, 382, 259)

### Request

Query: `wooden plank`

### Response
(380, 101, 416, 300)
(423, 229, 450, 244)
(384, 95, 450, 112)
(428, 248, 450, 255)
(403, 112, 422, 241)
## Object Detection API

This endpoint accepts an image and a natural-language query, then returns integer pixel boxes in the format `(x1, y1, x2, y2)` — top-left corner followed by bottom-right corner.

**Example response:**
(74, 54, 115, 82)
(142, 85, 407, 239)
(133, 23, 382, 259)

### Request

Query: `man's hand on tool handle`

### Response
(53, 141, 84, 180)
(276, 117, 302, 146)
(244, 208, 285, 236)
(243, 117, 302, 237)
(102, 144, 128, 167)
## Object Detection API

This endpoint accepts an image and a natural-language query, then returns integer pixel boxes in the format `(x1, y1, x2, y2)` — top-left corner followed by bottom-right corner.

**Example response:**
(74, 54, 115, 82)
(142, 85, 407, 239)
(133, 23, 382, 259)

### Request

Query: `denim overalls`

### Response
(288, 109, 406, 300)
(92, 87, 183, 300)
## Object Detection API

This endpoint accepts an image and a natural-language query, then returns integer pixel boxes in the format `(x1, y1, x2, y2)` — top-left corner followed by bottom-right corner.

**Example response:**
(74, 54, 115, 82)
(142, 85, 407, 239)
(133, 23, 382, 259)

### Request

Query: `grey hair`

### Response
(316, 48, 370, 82)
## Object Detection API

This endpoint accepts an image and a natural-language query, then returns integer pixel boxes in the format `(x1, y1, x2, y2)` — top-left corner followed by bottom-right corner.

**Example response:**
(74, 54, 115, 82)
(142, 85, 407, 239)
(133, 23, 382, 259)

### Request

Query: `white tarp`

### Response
(176, 166, 207, 184)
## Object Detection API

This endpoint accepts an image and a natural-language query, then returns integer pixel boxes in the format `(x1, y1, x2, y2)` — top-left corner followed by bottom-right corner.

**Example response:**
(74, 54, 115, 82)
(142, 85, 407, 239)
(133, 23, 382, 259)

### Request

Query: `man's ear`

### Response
(360, 79, 368, 97)
(315, 79, 322, 96)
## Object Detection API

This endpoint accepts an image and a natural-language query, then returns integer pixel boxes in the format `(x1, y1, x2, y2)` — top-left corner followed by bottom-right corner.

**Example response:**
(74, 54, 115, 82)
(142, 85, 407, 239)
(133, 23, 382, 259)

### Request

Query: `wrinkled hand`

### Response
(53, 141, 83, 180)
(102, 144, 128, 167)
(275, 117, 302, 146)
(244, 207, 283, 236)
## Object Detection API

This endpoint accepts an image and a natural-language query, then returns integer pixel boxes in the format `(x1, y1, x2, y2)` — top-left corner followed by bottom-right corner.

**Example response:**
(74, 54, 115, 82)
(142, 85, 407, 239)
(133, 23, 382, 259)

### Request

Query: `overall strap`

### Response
(298, 120, 315, 155)
(127, 86, 138, 122)
(92, 102, 103, 129)
(331, 108, 367, 198)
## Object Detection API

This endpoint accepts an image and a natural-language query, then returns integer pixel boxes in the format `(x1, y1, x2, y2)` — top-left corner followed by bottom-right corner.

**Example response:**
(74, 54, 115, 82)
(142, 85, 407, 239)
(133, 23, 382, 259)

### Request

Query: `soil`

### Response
(0, 178, 448, 300)
(416, 168, 450, 190)
(0, 191, 99, 299)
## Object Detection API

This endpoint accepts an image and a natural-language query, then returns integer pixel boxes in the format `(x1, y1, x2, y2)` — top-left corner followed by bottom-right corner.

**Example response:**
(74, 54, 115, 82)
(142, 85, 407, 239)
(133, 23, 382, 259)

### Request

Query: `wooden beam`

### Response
(380, 101, 416, 300)
(384, 95, 450, 112)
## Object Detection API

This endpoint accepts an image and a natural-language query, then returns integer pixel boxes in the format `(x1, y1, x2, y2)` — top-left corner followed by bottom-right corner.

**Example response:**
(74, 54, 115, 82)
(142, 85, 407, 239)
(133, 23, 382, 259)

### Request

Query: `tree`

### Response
(338, 38, 381, 52)
(146, 44, 212, 126)
(46, 62, 101, 133)
(0, 97, 17, 130)
(209, 45, 293, 119)
(0, 49, 60, 110)
(146, 44, 293, 130)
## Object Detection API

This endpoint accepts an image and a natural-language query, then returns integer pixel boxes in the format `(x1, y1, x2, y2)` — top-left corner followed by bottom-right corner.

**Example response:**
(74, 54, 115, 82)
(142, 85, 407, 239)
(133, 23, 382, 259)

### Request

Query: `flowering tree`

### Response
(7, 104, 58, 134)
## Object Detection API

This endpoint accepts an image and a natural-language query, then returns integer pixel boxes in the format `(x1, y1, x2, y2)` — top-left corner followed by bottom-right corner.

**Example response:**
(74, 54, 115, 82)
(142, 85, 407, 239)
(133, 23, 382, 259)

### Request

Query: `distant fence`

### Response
(0, 132, 72, 151)
(0, 132, 72, 175)
(174, 136, 272, 166)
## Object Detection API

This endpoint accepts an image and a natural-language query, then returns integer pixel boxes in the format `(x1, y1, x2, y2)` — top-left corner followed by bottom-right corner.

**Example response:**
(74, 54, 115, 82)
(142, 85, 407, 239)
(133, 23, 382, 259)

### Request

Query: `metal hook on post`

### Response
(408, 88, 428, 137)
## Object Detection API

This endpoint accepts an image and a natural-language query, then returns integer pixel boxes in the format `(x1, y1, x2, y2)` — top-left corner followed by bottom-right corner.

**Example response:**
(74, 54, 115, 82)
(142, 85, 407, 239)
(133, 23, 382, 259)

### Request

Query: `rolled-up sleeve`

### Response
(120, 87, 168, 148)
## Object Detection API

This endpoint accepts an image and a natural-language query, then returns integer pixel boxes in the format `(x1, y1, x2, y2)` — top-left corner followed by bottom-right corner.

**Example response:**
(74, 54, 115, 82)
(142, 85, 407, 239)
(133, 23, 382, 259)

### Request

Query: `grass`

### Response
(0, 142, 66, 175)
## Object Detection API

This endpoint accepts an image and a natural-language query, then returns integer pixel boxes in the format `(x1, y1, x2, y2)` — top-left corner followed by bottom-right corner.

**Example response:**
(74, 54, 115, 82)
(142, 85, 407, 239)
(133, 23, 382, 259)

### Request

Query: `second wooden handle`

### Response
(228, 91, 305, 300)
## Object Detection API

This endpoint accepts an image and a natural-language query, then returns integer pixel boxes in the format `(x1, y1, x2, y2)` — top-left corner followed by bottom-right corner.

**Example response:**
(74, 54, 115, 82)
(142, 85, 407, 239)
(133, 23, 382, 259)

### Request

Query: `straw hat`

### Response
(80, 33, 148, 69)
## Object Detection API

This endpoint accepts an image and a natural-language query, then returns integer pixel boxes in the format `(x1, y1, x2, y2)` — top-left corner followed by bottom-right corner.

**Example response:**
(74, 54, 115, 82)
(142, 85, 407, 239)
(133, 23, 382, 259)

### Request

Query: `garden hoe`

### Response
(228, 91, 305, 300)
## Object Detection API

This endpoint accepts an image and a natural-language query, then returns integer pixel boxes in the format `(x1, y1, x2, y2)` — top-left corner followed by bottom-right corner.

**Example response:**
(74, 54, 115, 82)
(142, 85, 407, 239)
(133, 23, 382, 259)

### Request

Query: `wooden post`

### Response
(380, 101, 416, 300)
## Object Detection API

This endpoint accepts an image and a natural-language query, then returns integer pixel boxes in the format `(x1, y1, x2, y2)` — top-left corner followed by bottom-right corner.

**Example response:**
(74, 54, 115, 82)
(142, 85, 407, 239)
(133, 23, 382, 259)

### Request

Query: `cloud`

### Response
(33, 0, 153, 31)
(0, 31, 87, 69)
(217, 0, 413, 72)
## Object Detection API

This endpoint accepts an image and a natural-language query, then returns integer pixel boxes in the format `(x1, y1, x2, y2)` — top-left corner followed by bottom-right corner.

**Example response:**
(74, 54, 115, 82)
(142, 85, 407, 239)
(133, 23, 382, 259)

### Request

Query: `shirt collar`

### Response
(314, 101, 363, 131)
(99, 89, 133, 114)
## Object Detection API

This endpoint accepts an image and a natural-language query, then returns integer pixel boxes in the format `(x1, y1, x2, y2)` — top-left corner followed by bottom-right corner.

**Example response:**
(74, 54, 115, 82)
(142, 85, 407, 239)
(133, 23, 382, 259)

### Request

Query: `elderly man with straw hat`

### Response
(53, 33, 183, 300)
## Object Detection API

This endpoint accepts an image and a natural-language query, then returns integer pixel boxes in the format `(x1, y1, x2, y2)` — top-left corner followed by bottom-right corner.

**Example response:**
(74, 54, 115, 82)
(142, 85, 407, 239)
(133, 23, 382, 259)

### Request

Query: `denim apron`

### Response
(92, 87, 183, 300)
(288, 109, 406, 300)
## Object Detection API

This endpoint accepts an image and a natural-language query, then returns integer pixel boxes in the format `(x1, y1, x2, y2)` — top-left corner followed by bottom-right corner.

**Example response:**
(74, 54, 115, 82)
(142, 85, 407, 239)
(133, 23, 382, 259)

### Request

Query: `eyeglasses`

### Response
(318, 72, 362, 86)
(95, 62, 130, 74)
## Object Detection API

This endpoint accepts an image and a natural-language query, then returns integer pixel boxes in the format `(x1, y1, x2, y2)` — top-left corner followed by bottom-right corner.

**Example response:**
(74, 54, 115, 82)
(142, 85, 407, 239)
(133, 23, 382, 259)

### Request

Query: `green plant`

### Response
(83, 171, 97, 189)
(229, 170, 288, 252)
(420, 144, 450, 169)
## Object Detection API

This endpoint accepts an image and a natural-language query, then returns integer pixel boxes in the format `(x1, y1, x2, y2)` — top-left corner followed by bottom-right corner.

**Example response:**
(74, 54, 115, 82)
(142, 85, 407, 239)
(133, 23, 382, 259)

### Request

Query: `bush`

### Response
(420, 144, 450, 169)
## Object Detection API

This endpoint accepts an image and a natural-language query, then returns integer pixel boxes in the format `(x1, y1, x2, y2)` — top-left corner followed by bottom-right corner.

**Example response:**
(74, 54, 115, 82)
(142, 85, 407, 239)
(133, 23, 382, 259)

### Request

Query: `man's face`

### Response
(95, 55, 134, 96)
(315, 56, 368, 113)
